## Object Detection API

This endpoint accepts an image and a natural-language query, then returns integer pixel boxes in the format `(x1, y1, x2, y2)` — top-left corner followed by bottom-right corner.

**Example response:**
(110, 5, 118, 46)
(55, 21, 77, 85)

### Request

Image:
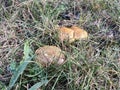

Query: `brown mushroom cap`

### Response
(71, 26, 88, 40)
(58, 27, 74, 43)
(58, 26, 88, 43)
(35, 46, 65, 67)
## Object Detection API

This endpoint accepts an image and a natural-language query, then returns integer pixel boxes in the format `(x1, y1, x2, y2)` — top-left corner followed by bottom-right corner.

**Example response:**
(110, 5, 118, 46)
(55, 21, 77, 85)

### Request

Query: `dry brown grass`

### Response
(0, 0, 120, 90)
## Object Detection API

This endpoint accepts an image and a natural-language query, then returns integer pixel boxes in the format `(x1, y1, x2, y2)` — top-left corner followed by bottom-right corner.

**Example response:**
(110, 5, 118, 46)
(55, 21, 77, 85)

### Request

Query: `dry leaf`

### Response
(58, 26, 88, 43)
(35, 46, 65, 67)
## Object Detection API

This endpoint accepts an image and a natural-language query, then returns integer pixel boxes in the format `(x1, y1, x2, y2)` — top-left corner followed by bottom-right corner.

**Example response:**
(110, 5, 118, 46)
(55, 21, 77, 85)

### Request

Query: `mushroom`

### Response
(58, 26, 88, 43)
(35, 46, 65, 67)
(71, 26, 88, 40)
(58, 26, 74, 43)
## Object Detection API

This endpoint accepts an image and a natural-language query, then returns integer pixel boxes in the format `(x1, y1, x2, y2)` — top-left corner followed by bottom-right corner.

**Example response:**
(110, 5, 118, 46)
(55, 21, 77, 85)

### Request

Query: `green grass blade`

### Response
(8, 41, 33, 90)
(28, 80, 48, 90)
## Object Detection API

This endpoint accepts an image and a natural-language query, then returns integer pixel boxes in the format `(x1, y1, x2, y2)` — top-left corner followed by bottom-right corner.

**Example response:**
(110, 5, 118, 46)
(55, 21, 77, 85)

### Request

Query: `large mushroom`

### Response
(35, 46, 65, 67)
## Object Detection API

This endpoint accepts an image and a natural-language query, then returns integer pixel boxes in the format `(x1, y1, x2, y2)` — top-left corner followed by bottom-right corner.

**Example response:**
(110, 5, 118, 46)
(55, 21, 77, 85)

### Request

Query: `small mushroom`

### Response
(71, 26, 88, 40)
(35, 46, 65, 67)
(58, 27, 75, 43)
(58, 26, 88, 43)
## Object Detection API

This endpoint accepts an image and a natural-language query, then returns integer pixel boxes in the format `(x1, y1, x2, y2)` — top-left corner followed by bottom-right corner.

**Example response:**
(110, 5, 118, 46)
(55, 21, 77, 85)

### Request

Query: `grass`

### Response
(0, 0, 120, 90)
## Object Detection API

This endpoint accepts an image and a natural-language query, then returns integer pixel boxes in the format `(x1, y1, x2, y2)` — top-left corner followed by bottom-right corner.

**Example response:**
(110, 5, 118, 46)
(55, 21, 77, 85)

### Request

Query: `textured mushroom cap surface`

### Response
(35, 46, 65, 67)
(58, 27, 74, 42)
(71, 26, 88, 40)
(58, 26, 88, 43)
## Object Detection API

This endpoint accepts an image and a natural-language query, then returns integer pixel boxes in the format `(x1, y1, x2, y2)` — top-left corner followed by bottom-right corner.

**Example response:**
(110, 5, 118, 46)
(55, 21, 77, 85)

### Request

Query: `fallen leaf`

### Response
(35, 46, 65, 67)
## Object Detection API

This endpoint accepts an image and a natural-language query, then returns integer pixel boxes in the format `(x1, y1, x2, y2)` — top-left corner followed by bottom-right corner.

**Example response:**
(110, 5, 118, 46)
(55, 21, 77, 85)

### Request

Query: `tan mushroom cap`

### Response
(58, 26, 88, 43)
(71, 26, 88, 40)
(35, 46, 65, 67)
(58, 27, 75, 43)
